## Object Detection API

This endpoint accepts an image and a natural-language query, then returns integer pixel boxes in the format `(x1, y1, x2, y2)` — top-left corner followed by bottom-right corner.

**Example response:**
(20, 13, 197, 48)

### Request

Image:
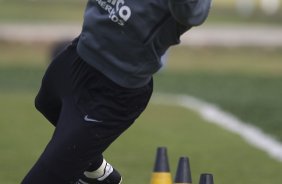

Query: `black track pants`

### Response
(22, 38, 153, 184)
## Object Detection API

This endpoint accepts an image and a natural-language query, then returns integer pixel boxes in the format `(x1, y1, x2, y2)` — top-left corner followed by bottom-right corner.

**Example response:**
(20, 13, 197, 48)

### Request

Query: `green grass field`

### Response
(0, 43, 282, 183)
(1, 94, 282, 184)
(159, 47, 282, 142)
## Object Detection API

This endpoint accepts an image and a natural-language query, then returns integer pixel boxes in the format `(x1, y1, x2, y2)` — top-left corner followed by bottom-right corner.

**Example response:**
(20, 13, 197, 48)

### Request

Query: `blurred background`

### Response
(0, 0, 282, 183)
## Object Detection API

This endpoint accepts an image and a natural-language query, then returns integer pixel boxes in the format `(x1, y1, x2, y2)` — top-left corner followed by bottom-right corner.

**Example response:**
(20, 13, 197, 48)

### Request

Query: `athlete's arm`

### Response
(168, 0, 212, 26)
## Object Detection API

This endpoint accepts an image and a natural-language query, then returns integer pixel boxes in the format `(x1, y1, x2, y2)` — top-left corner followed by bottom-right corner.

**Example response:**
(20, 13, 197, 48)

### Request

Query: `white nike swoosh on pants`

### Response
(84, 115, 103, 123)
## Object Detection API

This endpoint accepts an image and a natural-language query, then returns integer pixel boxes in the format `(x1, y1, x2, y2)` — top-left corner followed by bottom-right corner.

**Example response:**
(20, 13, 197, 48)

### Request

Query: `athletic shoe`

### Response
(76, 164, 122, 184)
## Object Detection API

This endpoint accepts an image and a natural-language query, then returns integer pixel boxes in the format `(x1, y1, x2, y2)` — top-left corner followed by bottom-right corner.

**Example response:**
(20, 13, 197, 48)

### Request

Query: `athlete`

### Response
(22, 0, 211, 183)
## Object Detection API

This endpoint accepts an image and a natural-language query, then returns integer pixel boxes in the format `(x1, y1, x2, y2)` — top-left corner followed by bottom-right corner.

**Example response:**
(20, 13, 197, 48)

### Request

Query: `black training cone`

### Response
(174, 157, 192, 184)
(153, 147, 170, 172)
(199, 173, 214, 184)
(150, 147, 172, 184)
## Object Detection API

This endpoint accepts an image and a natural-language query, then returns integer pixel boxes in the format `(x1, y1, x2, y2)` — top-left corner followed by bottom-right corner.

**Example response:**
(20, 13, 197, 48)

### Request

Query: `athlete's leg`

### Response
(22, 95, 129, 184)
(74, 63, 154, 184)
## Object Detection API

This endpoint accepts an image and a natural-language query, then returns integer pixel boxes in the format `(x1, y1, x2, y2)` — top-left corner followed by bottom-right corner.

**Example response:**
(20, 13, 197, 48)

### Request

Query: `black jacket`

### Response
(77, 0, 211, 88)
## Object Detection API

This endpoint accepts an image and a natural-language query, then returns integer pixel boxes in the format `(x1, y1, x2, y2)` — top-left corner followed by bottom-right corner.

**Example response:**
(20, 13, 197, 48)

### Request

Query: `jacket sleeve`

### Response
(168, 0, 212, 26)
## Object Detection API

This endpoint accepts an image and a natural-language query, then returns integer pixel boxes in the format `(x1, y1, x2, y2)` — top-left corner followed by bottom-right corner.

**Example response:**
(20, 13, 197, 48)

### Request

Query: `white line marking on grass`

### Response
(152, 93, 282, 162)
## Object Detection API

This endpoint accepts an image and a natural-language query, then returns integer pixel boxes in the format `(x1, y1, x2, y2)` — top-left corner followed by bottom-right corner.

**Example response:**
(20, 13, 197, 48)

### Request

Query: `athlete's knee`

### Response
(34, 94, 61, 126)
(34, 94, 52, 114)
(34, 94, 45, 113)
